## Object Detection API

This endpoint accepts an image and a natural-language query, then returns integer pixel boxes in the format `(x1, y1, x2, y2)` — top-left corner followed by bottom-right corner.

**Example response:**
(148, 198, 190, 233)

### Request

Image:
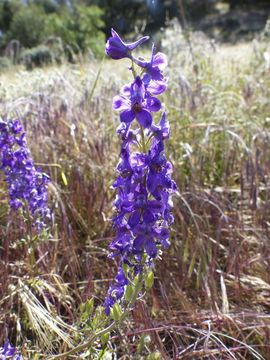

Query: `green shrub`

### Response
(7, 5, 46, 48)
(44, 36, 65, 64)
(20, 45, 54, 70)
(0, 56, 11, 71)
(44, 5, 105, 58)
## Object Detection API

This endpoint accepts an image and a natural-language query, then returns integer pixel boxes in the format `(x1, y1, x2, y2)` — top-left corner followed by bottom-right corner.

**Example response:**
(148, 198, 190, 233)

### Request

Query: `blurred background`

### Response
(0, 0, 270, 69)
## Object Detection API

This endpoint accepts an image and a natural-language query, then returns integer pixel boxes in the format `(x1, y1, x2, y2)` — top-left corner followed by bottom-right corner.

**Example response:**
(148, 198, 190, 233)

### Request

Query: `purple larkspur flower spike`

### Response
(106, 29, 149, 60)
(104, 31, 176, 315)
(0, 118, 51, 231)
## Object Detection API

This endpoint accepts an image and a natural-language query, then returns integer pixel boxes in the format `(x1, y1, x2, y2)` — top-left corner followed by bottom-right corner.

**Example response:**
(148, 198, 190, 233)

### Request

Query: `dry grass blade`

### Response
(18, 280, 75, 351)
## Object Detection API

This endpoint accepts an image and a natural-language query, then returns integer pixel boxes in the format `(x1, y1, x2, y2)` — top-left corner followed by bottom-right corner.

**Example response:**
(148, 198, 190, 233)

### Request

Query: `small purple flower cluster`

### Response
(104, 30, 176, 315)
(0, 341, 23, 360)
(0, 118, 51, 231)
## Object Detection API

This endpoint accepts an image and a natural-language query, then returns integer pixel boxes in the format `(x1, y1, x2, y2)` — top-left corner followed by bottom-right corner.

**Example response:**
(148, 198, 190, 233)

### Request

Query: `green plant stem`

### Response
(25, 202, 36, 270)
(48, 274, 143, 359)
(87, 54, 105, 103)
(140, 125, 147, 153)
(131, 61, 136, 78)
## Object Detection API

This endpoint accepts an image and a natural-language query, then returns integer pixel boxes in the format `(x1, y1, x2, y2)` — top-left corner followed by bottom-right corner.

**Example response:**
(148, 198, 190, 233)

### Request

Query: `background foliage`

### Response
(0, 0, 270, 64)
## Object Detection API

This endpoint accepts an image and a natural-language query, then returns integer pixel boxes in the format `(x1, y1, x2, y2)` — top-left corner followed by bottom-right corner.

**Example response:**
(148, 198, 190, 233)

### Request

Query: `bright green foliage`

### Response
(0, 0, 22, 50)
(71, 5, 105, 56)
(31, 0, 60, 13)
(145, 270, 154, 290)
(0, 0, 22, 33)
(1, 2, 104, 59)
(44, 5, 105, 56)
(7, 5, 46, 48)
(44, 11, 77, 47)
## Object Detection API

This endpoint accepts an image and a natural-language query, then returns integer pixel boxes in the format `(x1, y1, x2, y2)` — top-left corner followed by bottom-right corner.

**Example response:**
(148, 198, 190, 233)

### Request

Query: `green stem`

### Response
(25, 202, 36, 270)
(146, 133, 154, 146)
(131, 61, 136, 79)
(48, 274, 144, 359)
(140, 125, 147, 153)
(87, 54, 105, 103)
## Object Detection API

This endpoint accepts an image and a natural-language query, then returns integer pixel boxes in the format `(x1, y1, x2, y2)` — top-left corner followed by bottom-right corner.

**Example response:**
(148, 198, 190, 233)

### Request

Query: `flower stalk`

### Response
(0, 118, 51, 232)
(104, 29, 176, 316)
(48, 28, 177, 359)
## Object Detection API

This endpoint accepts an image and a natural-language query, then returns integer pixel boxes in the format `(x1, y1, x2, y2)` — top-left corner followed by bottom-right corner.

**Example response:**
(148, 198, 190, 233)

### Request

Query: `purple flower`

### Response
(106, 29, 149, 60)
(146, 141, 176, 195)
(134, 44, 168, 83)
(132, 222, 170, 258)
(127, 188, 164, 227)
(104, 31, 176, 315)
(109, 227, 133, 258)
(0, 119, 51, 231)
(0, 341, 23, 360)
(150, 112, 170, 141)
(2, 341, 16, 356)
(113, 76, 161, 128)
(104, 268, 128, 315)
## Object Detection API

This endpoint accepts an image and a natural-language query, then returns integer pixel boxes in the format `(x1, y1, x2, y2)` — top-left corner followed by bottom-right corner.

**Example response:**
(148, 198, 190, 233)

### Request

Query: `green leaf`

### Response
(101, 332, 109, 346)
(188, 255, 196, 278)
(111, 303, 122, 322)
(125, 285, 134, 302)
(145, 270, 154, 290)
(122, 263, 129, 277)
(61, 170, 68, 186)
(133, 274, 140, 287)
(147, 352, 162, 360)
(85, 297, 94, 316)
(183, 239, 189, 263)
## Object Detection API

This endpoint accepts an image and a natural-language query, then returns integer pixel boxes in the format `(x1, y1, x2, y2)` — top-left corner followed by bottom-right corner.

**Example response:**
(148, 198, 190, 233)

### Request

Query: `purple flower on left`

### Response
(0, 118, 51, 231)
(0, 341, 23, 360)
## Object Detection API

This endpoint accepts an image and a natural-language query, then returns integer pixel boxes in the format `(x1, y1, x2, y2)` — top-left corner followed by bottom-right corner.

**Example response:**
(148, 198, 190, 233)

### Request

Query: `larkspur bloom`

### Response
(113, 76, 161, 128)
(104, 30, 176, 315)
(0, 118, 51, 231)
(134, 44, 168, 83)
(106, 29, 149, 60)
(0, 341, 23, 360)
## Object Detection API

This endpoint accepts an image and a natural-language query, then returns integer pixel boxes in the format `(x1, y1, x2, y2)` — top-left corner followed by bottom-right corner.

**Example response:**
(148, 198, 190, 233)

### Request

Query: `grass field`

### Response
(1, 29, 270, 359)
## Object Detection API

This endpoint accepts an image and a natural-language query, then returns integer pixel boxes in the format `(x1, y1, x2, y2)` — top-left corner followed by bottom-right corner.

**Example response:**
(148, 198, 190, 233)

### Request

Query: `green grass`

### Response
(1, 30, 270, 359)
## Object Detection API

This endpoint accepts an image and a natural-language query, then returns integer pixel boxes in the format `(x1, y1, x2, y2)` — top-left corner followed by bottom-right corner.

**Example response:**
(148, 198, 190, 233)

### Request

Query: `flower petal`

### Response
(148, 200, 164, 213)
(147, 81, 167, 95)
(128, 210, 141, 228)
(120, 109, 136, 124)
(145, 238, 158, 257)
(133, 235, 144, 254)
(115, 268, 128, 286)
(127, 36, 149, 50)
(105, 29, 131, 60)
(155, 227, 170, 248)
(146, 97, 161, 112)
(113, 95, 129, 111)
(143, 210, 155, 223)
(153, 52, 168, 70)
(136, 109, 152, 128)
(147, 170, 159, 193)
